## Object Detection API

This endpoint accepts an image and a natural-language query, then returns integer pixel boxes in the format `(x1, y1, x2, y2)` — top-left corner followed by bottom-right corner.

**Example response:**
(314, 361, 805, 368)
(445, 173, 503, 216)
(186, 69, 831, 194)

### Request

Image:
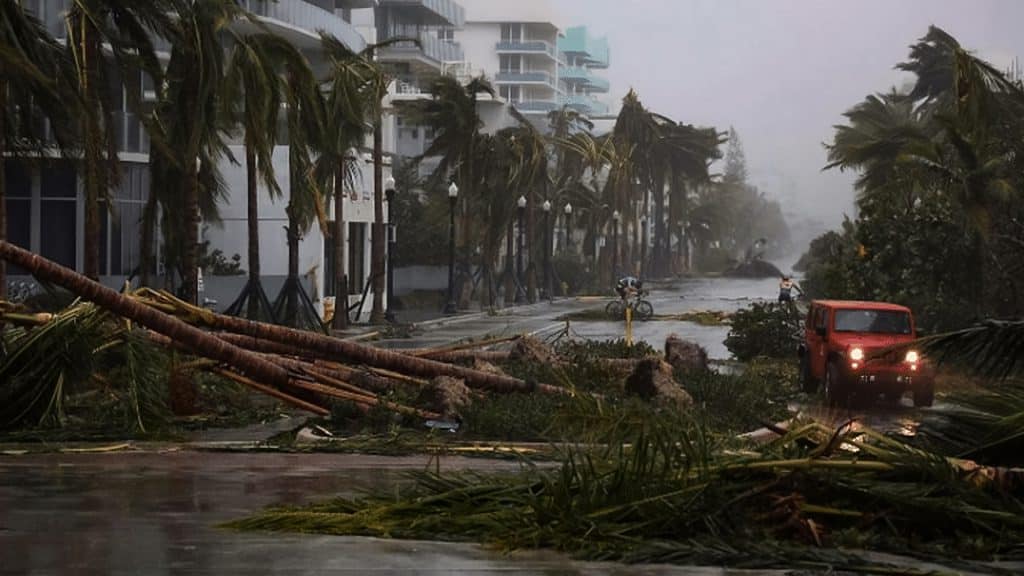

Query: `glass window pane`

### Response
(40, 200, 77, 269)
(6, 198, 32, 275)
(40, 161, 76, 198)
(5, 161, 32, 198)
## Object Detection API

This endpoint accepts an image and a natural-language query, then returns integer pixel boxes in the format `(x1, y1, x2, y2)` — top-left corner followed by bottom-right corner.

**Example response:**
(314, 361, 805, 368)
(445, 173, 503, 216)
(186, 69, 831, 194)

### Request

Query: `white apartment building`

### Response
(456, 0, 565, 129)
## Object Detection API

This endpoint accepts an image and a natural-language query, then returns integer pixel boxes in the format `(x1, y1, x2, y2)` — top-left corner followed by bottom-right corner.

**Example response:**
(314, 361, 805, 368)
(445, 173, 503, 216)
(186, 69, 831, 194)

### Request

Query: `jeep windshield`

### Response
(833, 309, 911, 334)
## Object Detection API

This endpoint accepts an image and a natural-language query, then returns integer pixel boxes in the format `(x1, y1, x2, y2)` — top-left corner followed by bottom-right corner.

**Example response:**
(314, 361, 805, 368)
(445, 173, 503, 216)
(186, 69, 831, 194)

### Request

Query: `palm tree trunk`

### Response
(369, 119, 385, 323)
(246, 145, 260, 319)
(285, 212, 300, 324)
(0, 240, 290, 389)
(182, 157, 200, 305)
(160, 299, 568, 395)
(0, 82, 7, 301)
(331, 157, 348, 330)
(653, 172, 667, 276)
(140, 192, 157, 287)
(504, 220, 514, 305)
(81, 23, 103, 282)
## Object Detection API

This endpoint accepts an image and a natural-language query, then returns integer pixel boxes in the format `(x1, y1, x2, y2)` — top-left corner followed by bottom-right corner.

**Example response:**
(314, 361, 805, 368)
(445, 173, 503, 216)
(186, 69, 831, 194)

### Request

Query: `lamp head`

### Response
(542, 200, 551, 212)
(517, 195, 527, 209)
(448, 182, 459, 198)
(564, 203, 572, 215)
(385, 176, 396, 191)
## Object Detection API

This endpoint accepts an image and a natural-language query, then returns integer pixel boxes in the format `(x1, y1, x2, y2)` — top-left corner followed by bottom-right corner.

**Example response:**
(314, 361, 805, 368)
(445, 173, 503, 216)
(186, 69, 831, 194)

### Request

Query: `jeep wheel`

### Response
(824, 362, 849, 408)
(913, 383, 934, 408)
(800, 354, 817, 393)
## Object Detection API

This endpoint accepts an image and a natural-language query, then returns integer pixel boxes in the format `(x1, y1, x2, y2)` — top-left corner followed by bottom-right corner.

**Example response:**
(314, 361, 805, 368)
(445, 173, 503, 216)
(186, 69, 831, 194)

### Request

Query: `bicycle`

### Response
(605, 290, 654, 321)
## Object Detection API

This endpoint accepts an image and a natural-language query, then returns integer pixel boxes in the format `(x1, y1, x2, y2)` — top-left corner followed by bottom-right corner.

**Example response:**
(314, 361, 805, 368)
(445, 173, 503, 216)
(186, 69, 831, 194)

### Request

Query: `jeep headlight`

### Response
(849, 347, 864, 361)
(905, 350, 919, 363)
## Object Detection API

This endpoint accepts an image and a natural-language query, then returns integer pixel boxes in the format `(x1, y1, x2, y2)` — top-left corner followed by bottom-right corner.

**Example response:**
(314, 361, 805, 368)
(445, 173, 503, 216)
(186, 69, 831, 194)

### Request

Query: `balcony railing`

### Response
(379, 0, 465, 27)
(495, 71, 556, 87)
(379, 30, 464, 65)
(238, 0, 366, 51)
(513, 100, 560, 113)
(496, 40, 558, 59)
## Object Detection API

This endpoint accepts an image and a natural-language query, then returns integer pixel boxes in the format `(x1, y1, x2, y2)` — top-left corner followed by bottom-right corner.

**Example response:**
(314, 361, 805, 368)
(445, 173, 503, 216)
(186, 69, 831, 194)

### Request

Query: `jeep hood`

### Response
(830, 332, 915, 351)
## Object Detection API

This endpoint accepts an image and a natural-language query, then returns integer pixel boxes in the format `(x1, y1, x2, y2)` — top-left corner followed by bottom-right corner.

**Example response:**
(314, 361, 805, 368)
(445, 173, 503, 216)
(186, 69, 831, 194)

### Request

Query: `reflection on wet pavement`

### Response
(0, 452, 783, 575)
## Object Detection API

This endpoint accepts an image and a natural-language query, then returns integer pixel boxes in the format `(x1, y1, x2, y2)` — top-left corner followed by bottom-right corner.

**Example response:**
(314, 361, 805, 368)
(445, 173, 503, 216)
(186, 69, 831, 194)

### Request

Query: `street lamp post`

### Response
(640, 216, 647, 280)
(563, 203, 572, 253)
(384, 176, 397, 323)
(612, 210, 621, 279)
(443, 183, 459, 315)
(542, 200, 552, 300)
(515, 195, 526, 304)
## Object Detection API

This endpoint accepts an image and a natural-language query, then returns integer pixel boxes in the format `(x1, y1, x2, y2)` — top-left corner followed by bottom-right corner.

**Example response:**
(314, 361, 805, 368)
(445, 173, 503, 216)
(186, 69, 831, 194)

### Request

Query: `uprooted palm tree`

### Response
(221, 34, 291, 322)
(0, 3, 77, 299)
(66, 0, 175, 281)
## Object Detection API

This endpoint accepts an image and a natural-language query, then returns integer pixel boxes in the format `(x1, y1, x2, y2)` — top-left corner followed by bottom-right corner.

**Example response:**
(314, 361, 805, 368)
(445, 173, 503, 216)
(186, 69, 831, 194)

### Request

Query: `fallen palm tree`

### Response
(128, 288, 567, 396)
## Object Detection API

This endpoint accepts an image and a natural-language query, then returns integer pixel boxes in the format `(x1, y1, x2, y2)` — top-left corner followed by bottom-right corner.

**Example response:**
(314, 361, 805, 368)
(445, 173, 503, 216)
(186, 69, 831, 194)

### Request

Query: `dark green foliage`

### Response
(552, 254, 599, 296)
(0, 304, 170, 433)
(681, 359, 797, 433)
(228, 410, 1024, 572)
(460, 393, 568, 442)
(724, 302, 802, 362)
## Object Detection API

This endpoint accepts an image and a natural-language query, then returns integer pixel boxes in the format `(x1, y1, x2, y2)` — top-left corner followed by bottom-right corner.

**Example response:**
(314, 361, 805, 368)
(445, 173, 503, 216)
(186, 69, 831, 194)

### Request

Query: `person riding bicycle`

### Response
(778, 275, 803, 303)
(615, 275, 643, 302)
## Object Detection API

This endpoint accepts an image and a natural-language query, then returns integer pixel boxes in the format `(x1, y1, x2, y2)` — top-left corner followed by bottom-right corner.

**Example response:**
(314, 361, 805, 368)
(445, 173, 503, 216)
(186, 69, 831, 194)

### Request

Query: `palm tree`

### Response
(316, 34, 387, 330)
(395, 75, 494, 308)
(222, 33, 296, 322)
(65, 0, 175, 281)
(0, 3, 76, 299)
(147, 0, 244, 305)
(272, 48, 325, 331)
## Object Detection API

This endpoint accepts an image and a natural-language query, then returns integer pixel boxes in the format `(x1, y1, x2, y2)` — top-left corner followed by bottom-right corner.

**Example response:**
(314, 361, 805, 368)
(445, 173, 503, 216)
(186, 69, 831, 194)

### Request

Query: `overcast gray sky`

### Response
(553, 0, 1024, 240)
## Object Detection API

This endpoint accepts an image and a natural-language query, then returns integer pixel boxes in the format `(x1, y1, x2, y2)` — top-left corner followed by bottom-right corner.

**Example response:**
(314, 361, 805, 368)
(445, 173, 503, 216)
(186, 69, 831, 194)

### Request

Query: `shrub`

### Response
(724, 302, 802, 362)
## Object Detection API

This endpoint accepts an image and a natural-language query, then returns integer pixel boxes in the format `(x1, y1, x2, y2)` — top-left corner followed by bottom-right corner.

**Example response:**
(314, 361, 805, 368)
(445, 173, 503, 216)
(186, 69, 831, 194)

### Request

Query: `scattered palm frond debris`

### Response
(228, 412, 1024, 573)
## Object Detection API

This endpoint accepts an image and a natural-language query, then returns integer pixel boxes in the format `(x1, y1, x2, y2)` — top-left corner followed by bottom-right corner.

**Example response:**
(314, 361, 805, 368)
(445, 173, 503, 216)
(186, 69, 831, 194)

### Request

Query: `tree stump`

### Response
(665, 334, 709, 373)
(416, 376, 472, 420)
(625, 358, 693, 409)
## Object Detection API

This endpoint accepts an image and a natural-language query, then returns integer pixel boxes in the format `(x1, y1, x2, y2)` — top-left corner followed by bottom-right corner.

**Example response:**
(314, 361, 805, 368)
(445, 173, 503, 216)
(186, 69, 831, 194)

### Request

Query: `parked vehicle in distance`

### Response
(798, 300, 934, 408)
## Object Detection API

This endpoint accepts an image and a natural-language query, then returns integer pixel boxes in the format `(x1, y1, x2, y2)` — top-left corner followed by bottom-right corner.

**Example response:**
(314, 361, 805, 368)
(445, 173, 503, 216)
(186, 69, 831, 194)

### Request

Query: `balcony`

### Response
(378, 0, 465, 27)
(513, 100, 560, 114)
(496, 40, 559, 61)
(378, 30, 464, 70)
(561, 94, 609, 116)
(559, 26, 610, 69)
(238, 0, 366, 52)
(495, 71, 558, 90)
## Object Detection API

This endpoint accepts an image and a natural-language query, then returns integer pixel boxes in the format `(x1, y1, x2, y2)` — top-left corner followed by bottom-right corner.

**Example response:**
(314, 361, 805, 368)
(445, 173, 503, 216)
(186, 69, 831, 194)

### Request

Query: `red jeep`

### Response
(797, 300, 934, 407)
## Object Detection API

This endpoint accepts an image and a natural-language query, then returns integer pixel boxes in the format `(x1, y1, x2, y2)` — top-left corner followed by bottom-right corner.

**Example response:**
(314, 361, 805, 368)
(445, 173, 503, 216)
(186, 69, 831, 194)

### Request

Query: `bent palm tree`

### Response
(222, 33, 296, 322)
(66, 0, 174, 281)
(0, 3, 76, 298)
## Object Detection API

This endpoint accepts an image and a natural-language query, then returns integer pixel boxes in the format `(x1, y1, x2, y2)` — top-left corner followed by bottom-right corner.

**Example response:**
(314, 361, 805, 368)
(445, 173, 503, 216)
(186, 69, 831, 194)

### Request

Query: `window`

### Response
(99, 165, 149, 276)
(499, 85, 521, 102)
(813, 307, 828, 331)
(500, 54, 521, 73)
(4, 161, 32, 275)
(834, 309, 911, 334)
(437, 28, 454, 42)
(348, 222, 366, 295)
(501, 23, 522, 43)
(39, 161, 77, 269)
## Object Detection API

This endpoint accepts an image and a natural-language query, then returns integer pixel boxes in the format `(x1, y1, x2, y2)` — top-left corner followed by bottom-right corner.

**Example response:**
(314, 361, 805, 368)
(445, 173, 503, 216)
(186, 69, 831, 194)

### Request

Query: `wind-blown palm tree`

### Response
(271, 45, 325, 331)
(66, 0, 175, 281)
(0, 3, 76, 298)
(396, 75, 494, 308)
(316, 34, 388, 330)
(147, 0, 244, 305)
(222, 33, 299, 321)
